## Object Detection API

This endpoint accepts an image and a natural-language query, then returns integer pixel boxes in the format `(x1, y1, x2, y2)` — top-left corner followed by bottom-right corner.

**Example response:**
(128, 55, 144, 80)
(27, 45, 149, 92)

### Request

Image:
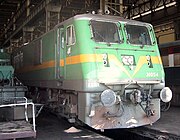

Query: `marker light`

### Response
(160, 87, 172, 103)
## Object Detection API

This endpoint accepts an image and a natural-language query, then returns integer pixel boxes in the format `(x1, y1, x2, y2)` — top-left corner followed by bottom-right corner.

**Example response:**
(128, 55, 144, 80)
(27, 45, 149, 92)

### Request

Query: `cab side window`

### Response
(66, 25, 75, 46)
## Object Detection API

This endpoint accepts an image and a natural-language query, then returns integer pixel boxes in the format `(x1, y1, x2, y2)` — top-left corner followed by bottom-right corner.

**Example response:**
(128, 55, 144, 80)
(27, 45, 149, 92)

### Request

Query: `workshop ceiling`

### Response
(0, 0, 179, 49)
(0, 0, 99, 48)
(0, 0, 40, 46)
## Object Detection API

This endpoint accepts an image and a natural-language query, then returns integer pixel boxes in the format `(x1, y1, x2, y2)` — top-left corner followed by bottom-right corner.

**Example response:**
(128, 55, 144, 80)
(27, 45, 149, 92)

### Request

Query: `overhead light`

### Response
(132, 1, 176, 19)
(24, 42, 29, 45)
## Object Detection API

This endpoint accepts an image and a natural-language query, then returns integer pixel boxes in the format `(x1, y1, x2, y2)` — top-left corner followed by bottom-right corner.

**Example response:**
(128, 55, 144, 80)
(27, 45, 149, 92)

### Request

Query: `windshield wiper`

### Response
(93, 31, 106, 42)
(93, 31, 111, 46)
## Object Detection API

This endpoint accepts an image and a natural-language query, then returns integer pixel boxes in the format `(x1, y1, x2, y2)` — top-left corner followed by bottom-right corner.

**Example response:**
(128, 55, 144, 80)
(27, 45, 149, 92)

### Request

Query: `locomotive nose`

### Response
(160, 87, 172, 103)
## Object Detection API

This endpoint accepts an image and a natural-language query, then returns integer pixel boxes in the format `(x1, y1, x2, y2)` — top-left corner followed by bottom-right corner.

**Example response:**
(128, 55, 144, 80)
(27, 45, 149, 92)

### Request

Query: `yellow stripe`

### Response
(151, 56, 162, 64)
(60, 59, 64, 66)
(109, 55, 132, 78)
(65, 54, 102, 65)
(132, 56, 147, 77)
(17, 54, 162, 78)
(18, 60, 55, 73)
(17, 54, 102, 73)
(132, 56, 161, 77)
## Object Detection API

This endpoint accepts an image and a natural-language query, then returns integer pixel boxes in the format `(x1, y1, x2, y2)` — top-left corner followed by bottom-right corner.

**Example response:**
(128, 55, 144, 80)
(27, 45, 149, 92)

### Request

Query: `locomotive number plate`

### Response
(146, 72, 158, 77)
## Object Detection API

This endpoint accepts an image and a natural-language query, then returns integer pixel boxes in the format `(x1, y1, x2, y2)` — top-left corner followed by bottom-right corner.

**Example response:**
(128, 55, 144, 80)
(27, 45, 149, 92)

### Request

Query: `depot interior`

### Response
(0, 0, 179, 138)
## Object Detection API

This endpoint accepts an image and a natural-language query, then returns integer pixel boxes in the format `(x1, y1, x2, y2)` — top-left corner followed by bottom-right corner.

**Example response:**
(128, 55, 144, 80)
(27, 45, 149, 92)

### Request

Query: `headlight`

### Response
(160, 87, 172, 103)
(100, 89, 116, 107)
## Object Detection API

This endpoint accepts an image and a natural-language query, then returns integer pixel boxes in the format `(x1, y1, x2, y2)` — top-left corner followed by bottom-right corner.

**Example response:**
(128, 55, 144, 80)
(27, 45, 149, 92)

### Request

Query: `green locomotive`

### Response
(12, 14, 172, 129)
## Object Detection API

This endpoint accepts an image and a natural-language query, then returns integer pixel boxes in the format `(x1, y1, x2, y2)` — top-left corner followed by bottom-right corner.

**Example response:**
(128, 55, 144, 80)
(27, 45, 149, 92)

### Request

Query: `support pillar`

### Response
(46, 4, 61, 32)
(100, 0, 123, 16)
(174, 20, 180, 40)
(100, 0, 105, 14)
(26, 0, 30, 17)
(23, 27, 34, 44)
(119, 0, 123, 16)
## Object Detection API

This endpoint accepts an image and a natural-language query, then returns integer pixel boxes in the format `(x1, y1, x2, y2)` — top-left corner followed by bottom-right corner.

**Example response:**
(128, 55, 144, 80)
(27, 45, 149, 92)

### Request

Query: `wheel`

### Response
(160, 101, 171, 112)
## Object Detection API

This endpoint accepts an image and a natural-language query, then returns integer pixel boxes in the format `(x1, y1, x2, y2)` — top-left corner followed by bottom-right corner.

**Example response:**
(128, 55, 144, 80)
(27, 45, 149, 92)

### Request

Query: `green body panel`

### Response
(42, 31, 55, 62)
(13, 15, 164, 89)
(20, 68, 54, 80)
(64, 19, 164, 82)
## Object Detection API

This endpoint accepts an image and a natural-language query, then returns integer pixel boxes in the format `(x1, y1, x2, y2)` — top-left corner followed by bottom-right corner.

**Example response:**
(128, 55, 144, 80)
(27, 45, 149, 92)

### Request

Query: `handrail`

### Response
(0, 101, 36, 132)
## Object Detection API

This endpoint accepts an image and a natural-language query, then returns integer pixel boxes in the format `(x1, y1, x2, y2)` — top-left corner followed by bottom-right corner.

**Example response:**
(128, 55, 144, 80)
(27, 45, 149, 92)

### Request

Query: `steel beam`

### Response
(2, 0, 52, 47)
(23, 26, 34, 43)
(123, 0, 176, 19)
(0, 1, 26, 39)
(100, 0, 123, 16)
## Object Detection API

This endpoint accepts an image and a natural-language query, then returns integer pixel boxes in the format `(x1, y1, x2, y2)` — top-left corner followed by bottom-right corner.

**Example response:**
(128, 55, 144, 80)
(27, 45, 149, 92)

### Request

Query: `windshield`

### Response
(126, 24, 152, 45)
(91, 20, 120, 43)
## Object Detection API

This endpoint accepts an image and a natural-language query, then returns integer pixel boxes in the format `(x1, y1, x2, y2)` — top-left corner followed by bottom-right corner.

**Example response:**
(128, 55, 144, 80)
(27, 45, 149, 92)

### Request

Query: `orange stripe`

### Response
(17, 54, 161, 76)
(60, 59, 64, 66)
(18, 60, 55, 73)
(65, 54, 102, 65)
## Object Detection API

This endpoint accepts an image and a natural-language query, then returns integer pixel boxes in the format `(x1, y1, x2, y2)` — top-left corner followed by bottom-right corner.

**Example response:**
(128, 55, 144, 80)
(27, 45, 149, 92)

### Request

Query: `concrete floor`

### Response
(130, 106, 180, 139)
(146, 106, 180, 136)
(21, 111, 111, 140)
(19, 106, 180, 140)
